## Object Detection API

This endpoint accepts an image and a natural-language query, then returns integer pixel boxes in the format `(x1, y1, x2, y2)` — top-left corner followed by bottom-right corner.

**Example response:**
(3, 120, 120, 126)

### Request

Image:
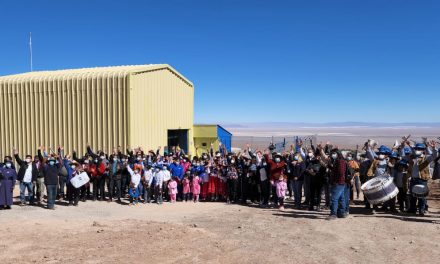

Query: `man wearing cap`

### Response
(14, 148, 38, 206)
(393, 159, 409, 212)
(366, 142, 392, 214)
(402, 140, 437, 216)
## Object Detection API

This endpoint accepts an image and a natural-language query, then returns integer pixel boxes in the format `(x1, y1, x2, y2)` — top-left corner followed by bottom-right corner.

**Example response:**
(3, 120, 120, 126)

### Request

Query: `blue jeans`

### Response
(58, 176, 66, 196)
(344, 184, 350, 214)
(293, 180, 303, 207)
(330, 184, 346, 216)
(46, 184, 57, 209)
(20, 181, 34, 203)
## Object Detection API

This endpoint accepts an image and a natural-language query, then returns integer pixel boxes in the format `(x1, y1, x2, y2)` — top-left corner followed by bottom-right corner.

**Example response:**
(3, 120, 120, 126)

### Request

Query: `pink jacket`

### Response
(181, 162, 191, 173)
(168, 180, 178, 195)
(276, 180, 287, 198)
(191, 176, 201, 195)
(182, 178, 190, 194)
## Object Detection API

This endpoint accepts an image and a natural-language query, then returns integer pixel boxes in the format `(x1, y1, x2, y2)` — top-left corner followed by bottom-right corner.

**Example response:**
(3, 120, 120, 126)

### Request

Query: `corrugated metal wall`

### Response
(129, 68, 194, 155)
(0, 73, 129, 159)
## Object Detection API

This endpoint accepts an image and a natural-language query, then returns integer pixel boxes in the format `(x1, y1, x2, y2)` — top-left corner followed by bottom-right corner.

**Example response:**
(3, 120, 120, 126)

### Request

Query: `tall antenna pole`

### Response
(29, 32, 33, 71)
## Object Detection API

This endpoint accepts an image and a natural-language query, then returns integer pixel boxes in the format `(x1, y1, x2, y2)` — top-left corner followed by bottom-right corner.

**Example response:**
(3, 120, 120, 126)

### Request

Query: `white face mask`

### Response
(5, 163, 12, 168)
(100, 156, 105, 160)
(378, 154, 385, 160)
(230, 160, 235, 164)
(84, 160, 90, 164)
(275, 158, 281, 163)
(347, 157, 352, 161)
(308, 153, 314, 158)
(71, 165, 76, 169)
(415, 150, 423, 157)
(331, 154, 337, 159)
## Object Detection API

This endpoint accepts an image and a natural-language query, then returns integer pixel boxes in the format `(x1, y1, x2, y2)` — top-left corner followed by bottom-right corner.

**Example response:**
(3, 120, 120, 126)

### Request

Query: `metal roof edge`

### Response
(130, 64, 194, 87)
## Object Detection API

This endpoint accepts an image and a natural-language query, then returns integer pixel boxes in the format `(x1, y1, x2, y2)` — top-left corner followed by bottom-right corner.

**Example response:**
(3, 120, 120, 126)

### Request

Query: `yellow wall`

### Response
(0, 72, 130, 158)
(0, 65, 194, 159)
(129, 68, 194, 155)
(193, 125, 221, 156)
(193, 125, 217, 137)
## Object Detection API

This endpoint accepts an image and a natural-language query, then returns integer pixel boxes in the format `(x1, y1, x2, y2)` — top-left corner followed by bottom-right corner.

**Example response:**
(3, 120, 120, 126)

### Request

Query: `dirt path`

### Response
(1, 181, 440, 264)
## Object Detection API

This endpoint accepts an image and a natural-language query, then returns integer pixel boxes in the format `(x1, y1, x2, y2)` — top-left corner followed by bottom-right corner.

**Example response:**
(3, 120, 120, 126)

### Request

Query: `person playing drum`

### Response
(400, 140, 438, 216)
(366, 142, 393, 214)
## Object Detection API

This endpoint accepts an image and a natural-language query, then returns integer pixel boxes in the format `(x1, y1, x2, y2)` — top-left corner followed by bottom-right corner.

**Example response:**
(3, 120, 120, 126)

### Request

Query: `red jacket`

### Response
(90, 162, 106, 178)
(331, 159, 347, 185)
(264, 154, 286, 181)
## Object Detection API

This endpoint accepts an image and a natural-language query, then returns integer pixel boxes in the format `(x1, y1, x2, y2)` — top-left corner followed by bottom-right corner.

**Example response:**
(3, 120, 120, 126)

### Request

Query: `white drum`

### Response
(411, 184, 429, 198)
(361, 176, 399, 205)
(70, 172, 90, 188)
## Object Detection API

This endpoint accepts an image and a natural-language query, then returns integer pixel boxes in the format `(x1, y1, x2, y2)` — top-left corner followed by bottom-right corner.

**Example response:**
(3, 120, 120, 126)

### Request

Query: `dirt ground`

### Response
(1, 181, 440, 264)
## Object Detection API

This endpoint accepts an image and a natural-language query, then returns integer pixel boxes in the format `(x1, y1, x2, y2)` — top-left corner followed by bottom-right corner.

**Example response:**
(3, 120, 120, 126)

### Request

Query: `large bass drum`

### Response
(361, 175, 399, 205)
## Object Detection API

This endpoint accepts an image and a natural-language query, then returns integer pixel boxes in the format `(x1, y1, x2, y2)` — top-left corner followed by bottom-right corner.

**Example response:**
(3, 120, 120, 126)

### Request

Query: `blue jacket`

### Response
(169, 163, 184, 180)
(63, 159, 74, 182)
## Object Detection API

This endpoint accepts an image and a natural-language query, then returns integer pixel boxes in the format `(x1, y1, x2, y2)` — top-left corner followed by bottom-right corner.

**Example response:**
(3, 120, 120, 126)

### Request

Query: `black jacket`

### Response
(14, 154, 38, 182)
(38, 150, 63, 185)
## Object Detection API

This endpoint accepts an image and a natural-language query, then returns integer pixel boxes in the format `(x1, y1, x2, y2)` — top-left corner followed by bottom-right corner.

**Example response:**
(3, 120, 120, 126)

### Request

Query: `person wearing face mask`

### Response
(402, 141, 438, 216)
(169, 157, 184, 200)
(346, 152, 360, 200)
(0, 157, 17, 209)
(32, 155, 45, 205)
(288, 153, 306, 209)
(89, 156, 107, 201)
(73, 151, 92, 201)
(306, 150, 327, 212)
(13, 148, 38, 206)
(255, 150, 270, 207)
(67, 161, 82, 206)
(393, 160, 409, 212)
(366, 143, 392, 214)
(108, 153, 123, 203)
(86, 145, 108, 201)
(263, 150, 286, 207)
(226, 160, 238, 204)
(126, 164, 142, 205)
(39, 147, 64, 210)
(300, 143, 315, 206)
(153, 165, 165, 204)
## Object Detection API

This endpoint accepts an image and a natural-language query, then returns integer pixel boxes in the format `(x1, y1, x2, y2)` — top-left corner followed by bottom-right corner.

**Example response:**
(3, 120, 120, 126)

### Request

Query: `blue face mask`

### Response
(49, 161, 55, 166)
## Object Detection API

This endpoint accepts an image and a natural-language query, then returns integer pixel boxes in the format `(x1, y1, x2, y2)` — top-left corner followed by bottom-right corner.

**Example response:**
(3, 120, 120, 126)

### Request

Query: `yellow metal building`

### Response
(193, 124, 232, 156)
(0, 64, 194, 158)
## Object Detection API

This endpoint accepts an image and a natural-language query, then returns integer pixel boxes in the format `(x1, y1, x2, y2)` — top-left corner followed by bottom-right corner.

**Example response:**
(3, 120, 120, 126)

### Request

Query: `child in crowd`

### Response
(168, 178, 178, 203)
(192, 174, 201, 203)
(127, 165, 141, 206)
(276, 174, 287, 211)
(182, 173, 191, 202)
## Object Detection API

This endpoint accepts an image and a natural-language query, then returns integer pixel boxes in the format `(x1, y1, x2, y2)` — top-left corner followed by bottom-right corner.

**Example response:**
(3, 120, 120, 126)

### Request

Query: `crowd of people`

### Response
(0, 137, 439, 220)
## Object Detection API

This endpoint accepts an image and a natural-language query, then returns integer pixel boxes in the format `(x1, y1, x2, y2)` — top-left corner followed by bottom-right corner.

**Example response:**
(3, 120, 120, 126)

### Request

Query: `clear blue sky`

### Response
(1, 0, 439, 123)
